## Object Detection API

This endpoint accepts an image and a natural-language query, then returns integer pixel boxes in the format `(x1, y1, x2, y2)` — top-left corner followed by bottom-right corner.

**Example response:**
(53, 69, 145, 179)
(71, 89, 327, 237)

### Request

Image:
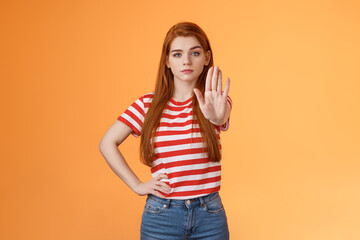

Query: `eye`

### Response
(172, 52, 200, 57)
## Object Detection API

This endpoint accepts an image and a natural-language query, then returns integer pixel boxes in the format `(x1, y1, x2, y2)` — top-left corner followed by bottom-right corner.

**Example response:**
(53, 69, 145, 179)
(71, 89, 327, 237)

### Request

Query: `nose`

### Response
(183, 53, 192, 65)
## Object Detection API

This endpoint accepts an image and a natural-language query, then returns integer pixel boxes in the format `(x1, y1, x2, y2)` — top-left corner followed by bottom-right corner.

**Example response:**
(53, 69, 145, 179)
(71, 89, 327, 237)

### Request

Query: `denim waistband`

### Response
(146, 191, 220, 208)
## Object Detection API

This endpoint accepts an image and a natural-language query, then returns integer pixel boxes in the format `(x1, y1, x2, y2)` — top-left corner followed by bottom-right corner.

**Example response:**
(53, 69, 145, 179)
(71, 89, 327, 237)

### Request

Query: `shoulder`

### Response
(141, 91, 154, 102)
(138, 91, 154, 109)
(129, 92, 154, 113)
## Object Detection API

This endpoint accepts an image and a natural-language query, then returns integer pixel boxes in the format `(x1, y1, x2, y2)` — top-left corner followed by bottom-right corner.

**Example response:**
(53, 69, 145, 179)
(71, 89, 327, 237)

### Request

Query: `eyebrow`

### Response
(170, 46, 202, 53)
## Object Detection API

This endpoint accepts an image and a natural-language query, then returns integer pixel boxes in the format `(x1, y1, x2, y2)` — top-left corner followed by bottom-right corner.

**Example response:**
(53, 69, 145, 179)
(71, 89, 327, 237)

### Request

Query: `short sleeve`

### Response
(219, 95, 232, 132)
(117, 95, 146, 138)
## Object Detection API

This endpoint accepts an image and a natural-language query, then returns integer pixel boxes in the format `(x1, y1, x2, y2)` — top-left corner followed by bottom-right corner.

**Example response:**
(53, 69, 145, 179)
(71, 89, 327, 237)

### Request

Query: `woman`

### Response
(99, 21, 232, 239)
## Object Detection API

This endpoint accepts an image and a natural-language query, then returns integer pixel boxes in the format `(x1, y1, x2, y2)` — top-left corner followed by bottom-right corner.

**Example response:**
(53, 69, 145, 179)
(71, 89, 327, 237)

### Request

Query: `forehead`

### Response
(169, 36, 202, 50)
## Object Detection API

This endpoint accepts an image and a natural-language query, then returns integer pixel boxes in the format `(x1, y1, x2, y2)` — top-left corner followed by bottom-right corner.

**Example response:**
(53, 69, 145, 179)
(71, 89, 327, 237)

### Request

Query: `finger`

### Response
(205, 66, 213, 92)
(160, 173, 168, 179)
(193, 88, 205, 106)
(157, 187, 170, 196)
(153, 186, 169, 197)
(154, 185, 165, 192)
(158, 181, 171, 191)
(217, 69, 222, 92)
(152, 190, 165, 199)
(154, 179, 169, 187)
(223, 77, 230, 99)
(212, 65, 219, 91)
(156, 173, 168, 180)
(157, 192, 166, 199)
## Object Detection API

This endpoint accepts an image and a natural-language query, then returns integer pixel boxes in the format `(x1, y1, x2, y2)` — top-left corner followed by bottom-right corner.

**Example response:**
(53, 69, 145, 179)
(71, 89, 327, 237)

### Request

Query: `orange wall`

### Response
(1, 0, 360, 239)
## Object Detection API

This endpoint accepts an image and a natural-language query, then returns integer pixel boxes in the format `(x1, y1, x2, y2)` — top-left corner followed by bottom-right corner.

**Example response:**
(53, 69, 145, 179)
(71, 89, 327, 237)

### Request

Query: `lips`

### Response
(181, 69, 193, 73)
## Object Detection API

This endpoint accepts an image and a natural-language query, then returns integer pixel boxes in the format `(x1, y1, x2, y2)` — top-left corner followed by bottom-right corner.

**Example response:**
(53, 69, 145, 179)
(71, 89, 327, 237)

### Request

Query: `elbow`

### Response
(99, 138, 117, 153)
(98, 138, 107, 153)
(98, 141, 104, 154)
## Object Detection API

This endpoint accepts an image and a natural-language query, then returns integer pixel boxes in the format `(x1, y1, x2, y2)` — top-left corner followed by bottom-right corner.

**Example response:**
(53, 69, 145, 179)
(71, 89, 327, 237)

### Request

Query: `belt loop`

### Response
(199, 196, 206, 208)
(165, 199, 171, 208)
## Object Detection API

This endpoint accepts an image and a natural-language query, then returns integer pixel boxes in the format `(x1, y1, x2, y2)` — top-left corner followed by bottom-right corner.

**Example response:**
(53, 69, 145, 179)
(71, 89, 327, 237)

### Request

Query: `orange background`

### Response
(1, 0, 360, 239)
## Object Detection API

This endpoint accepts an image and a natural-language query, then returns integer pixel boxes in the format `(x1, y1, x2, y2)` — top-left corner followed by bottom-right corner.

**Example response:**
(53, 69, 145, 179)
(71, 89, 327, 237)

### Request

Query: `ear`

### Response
(205, 50, 211, 66)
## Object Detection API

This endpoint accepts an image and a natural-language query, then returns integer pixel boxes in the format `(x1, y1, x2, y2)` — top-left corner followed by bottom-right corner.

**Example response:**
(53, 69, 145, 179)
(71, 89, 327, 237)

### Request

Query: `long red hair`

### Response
(140, 22, 220, 167)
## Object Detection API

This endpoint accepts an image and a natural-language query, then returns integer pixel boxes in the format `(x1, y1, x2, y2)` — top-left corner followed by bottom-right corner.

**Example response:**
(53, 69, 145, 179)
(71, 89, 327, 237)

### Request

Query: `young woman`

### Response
(99, 21, 232, 239)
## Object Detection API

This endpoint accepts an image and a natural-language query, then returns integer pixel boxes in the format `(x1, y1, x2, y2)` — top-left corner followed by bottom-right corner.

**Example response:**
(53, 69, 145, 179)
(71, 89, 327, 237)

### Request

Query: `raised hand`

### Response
(193, 65, 230, 125)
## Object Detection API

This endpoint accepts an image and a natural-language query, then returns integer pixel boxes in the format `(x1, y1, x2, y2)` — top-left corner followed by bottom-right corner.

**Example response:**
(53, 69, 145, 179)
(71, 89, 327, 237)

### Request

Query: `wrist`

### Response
(209, 118, 225, 126)
(132, 181, 143, 195)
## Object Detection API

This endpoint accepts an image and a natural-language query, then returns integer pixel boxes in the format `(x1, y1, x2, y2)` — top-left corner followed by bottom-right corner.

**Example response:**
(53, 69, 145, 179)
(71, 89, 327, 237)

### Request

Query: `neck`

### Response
(172, 78, 197, 102)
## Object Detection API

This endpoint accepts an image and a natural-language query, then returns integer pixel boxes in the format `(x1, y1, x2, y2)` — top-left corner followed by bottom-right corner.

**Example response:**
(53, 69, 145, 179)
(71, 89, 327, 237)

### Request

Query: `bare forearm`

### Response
(99, 142, 141, 192)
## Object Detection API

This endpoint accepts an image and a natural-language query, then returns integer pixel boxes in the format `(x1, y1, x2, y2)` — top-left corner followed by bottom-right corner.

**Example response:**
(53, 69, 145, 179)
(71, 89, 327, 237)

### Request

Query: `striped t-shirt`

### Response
(117, 92, 232, 199)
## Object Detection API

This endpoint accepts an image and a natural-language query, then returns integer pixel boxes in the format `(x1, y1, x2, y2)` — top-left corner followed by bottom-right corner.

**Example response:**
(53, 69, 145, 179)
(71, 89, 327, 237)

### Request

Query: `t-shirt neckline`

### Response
(169, 96, 194, 106)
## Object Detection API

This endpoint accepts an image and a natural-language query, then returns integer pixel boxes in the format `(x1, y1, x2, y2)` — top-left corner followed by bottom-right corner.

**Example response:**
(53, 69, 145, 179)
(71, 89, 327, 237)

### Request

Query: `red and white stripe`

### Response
(118, 92, 232, 199)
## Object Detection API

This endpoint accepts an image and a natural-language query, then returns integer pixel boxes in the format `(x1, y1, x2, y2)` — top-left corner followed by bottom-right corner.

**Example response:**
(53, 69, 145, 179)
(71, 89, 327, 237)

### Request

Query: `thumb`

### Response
(193, 88, 205, 106)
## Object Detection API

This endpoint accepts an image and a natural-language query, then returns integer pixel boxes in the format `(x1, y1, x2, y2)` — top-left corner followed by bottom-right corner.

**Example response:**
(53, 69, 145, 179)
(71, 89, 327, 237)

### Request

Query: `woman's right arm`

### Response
(98, 120, 171, 198)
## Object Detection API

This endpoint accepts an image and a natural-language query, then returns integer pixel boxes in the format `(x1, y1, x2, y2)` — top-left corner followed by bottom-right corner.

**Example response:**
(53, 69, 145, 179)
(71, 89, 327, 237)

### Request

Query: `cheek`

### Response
(168, 59, 180, 67)
(195, 60, 206, 69)
(195, 57, 206, 65)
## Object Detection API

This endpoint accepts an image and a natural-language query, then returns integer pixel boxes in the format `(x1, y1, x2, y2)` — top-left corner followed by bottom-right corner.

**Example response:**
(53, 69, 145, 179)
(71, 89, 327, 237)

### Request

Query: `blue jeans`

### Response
(140, 192, 229, 240)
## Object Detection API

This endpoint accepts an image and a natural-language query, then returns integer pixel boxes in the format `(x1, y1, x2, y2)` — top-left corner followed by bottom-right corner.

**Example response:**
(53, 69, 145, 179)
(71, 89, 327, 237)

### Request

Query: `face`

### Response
(166, 36, 211, 84)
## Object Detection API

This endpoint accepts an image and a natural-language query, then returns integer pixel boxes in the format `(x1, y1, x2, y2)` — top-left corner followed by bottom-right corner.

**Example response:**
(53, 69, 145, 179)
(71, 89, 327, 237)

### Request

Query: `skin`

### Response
(166, 36, 231, 125)
(166, 36, 211, 101)
(99, 36, 231, 199)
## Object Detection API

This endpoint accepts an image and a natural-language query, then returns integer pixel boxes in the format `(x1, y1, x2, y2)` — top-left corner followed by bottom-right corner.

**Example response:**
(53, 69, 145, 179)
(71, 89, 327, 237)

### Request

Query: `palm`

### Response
(193, 66, 230, 125)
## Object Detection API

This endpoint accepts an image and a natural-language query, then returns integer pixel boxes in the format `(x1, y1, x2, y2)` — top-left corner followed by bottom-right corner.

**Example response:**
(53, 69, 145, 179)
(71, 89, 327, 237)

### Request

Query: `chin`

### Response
(181, 77, 198, 82)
